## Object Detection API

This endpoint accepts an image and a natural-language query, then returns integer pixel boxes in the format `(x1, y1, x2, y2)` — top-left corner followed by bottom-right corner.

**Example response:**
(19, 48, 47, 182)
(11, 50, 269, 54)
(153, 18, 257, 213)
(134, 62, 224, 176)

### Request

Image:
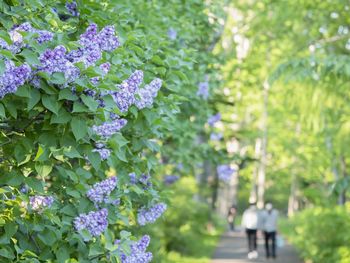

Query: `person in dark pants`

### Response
(242, 202, 259, 259)
(262, 202, 279, 259)
(227, 205, 237, 231)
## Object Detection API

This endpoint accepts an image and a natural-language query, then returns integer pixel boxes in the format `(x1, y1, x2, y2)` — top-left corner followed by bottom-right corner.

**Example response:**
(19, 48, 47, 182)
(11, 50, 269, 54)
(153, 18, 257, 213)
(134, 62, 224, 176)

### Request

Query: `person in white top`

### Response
(241, 202, 259, 259)
(261, 202, 279, 259)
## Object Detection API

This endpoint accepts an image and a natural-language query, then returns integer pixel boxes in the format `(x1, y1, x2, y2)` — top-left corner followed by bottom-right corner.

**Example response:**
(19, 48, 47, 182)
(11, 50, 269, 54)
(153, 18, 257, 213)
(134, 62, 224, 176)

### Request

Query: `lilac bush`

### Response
(86, 177, 118, 204)
(74, 208, 108, 236)
(119, 235, 153, 263)
(137, 203, 167, 226)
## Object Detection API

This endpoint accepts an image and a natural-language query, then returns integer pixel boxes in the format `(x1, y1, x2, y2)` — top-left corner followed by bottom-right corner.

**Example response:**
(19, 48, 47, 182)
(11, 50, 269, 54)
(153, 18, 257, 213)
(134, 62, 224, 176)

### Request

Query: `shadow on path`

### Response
(212, 229, 303, 263)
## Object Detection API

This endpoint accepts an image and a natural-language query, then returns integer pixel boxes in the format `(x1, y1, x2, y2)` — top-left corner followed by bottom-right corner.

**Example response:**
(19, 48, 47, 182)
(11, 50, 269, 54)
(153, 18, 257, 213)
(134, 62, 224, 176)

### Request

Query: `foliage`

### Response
(0, 0, 228, 262)
(286, 206, 350, 263)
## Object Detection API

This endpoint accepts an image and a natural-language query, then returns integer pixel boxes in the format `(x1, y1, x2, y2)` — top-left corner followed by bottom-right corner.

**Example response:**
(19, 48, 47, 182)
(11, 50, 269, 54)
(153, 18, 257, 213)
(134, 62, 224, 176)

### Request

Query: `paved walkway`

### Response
(212, 230, 303, 263)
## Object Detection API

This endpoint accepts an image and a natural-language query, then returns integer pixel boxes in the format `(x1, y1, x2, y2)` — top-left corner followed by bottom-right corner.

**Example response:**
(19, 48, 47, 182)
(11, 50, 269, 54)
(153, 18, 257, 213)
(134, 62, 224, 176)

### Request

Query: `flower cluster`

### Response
(10, 22, 53, 45)
(0, 60, 31, 98)
(86, 176, 117, 204)
(92, 118, 127, 138)
(163, 175, 180, 185)
(168, 28, 177, 40)
(74, 208, 108, 236)
(93, 146, 111, 160)
(210, 132, 223, 141)
(108, 70, 143, 112)
(135, 78, 162, 109)
(100, 62, 111, 76)
(119, 235, 153, 263)
(29, 195, 54, 211)
(137, 203, 167, 226)
(139, 174, 153, 189)
(65, 1, 79, 16)
(129, 172, 137, 185)
(208, 113, 221, 127)
(39, 45, 80, 83)
(197, 81, 209, 99)
(67, 23, 120, 67)
(217, 165, 236, 182)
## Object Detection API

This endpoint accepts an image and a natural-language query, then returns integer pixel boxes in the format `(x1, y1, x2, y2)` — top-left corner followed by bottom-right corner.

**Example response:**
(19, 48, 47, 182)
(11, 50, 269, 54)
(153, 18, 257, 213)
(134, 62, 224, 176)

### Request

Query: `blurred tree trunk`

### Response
(257, 80, 269, 209)
(288, 172, 298, 216)
(339, 155, 347, 205)
(250, 138, 261, 203)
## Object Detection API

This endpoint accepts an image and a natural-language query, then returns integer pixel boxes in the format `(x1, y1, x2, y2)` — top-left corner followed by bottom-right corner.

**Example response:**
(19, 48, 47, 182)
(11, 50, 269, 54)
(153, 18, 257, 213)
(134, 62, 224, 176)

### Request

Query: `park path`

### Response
(212, 229, 303, 263)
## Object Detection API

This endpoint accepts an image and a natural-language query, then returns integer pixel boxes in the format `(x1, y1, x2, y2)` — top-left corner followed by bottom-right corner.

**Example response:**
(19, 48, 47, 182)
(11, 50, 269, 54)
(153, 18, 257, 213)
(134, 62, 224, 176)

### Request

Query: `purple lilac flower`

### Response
(11, 23, 53, 45)
(39, 45, 80, 82)
(197, 81, 209, 99)
(109, 112, 119, 120)
(139, 174, 152, 188)
(93, 147, 111, 160)
(86, 176, 117, 204)
(210, 132, 223, 141)
(67, 24, 120, 68)
(74, 208, 108, 236)
(163, 175, 179, 185)
(108, 70, 144, 112)
(217, 165, 236, 182)
(0, 60, 31, 98)
(100, 62, 111, 76)
(29, 195, 54, 210)
(129, 172, 137, 185)
(36, 31, 54, 44)
(97, 25, 120, 51)
(119, 235, 153, 263)
(92, 118, 127, 138)
(137, 203, 167, 226)
(89, 77, 100, 86)
(83, 88, 96, 97)
(30, 75, 41, 89)
(0, 38, 10, 50)
(104, 197, 120, 206)
(65, 1, 79, 16)
(20, 185, 29, 194)
(135, 78, 162, 109)
(168, 28, 177, 40)
(207, 113, 221, 127)
(176, 163, 184, 170)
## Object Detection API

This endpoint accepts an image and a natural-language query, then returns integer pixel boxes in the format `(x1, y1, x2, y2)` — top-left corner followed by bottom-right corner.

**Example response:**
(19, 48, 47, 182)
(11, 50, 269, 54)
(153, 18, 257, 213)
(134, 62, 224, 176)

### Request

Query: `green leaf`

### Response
(42, 95, 59, 115)
(27, 88, 41, 110)
(25, 178, 44, 193)
(88, 243, 103, 257)
(50, 108, 72, 124)
(35, 163, 53, 178)
(0, 60, 5, 75)
(5, 222, 18, 241)
(59, 89, 78, 101)
(21, 49, 40, 65)
(16, 86, 31, 98)
(87, 151, 101, 170)
(0, 103, 5, 118)
(34, 145, 44, 161)
(81, 95, 99, 112)
(51, 72, 66, 85)
(56, 245, 70, 263)
(70, 117, 88, 140)
(73, 101, 89, 113)
(38, 229, 56, 246)
(0, 247, 15, 259)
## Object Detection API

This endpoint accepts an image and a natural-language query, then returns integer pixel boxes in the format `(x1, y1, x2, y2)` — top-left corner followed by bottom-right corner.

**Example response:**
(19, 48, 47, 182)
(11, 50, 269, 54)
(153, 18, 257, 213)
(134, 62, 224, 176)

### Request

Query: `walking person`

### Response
(261, 202, 279, 259)
(227, 205, 237, 231)
(242, 202, 259, 259)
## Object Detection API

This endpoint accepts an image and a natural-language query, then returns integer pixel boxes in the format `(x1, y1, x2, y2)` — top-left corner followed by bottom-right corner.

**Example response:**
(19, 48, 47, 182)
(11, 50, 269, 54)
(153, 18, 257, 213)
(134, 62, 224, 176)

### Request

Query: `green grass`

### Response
(163, 223, 225, 263)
